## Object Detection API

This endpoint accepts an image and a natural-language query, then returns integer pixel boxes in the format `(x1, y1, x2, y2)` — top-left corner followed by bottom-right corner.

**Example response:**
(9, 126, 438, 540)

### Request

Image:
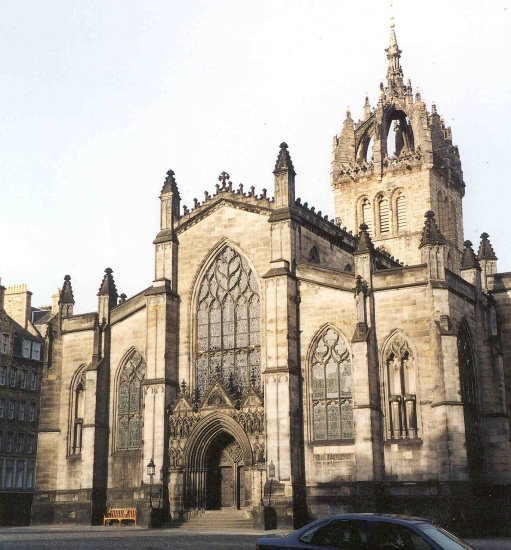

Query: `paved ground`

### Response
(0, 525, 510, 549)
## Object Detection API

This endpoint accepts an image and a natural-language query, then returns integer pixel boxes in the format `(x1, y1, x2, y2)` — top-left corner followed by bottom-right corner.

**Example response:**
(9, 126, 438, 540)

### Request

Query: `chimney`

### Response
(4, 284, 32, 329)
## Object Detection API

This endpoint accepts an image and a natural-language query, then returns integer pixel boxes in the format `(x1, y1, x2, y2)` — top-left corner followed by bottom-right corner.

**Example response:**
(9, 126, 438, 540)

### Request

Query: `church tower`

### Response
(331, 21, 465, 268)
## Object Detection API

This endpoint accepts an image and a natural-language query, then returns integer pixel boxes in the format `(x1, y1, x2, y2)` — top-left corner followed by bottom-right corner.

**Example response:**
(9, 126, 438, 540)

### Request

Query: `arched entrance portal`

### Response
(205, 432, 244, 509)
(183, 412, 254, 513)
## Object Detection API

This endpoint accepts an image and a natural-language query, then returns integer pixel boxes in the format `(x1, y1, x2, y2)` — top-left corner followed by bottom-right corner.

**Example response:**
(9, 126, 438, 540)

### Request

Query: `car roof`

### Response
(309, 513, 431, 526)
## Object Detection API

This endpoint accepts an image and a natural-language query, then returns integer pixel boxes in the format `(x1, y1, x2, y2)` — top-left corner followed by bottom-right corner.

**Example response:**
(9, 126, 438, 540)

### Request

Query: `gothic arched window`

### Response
(196, 246, 260, 398)
(383, 334, 418, 439)
(308, 245, 320, 264)
(117, 351, 145, 451)
(457, 323, 482, 476)
(310, 327, 353, 441)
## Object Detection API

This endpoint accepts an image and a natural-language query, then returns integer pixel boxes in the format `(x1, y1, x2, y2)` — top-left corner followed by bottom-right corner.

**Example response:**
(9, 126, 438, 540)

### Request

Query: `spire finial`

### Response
(385, 5, 404, 97)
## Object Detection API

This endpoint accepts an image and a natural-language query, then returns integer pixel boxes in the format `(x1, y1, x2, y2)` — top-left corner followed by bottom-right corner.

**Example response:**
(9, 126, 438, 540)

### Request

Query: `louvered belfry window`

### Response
(117, 352, 145, 450)
(196, 246, 261, 398)
(396, 194, 407, 231)
(362, 199, 372, 235)
(311, 328, 354, 441)
(379, 196, 390, 234)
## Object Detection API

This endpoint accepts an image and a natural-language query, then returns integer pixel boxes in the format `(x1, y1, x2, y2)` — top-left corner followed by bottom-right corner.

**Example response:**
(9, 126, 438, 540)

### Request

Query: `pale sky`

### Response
(1, 0, 510, 312)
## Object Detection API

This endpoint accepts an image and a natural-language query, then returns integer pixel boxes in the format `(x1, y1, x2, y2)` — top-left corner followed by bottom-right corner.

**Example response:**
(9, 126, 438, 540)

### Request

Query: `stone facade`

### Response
(32, 26, 511, 535)
(0, 283, 44, 525)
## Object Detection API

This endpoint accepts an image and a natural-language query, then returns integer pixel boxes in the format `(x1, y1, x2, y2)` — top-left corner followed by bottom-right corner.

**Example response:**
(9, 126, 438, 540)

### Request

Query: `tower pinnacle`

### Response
(386, 19, 404, 97)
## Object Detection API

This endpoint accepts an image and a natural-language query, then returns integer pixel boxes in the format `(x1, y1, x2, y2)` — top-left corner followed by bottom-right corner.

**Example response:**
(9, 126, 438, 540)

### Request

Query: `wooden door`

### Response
(220, 466, 233, 507)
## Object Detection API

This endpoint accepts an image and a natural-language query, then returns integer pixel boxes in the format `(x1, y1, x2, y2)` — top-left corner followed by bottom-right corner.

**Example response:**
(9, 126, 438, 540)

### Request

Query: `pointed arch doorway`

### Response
(183, 412, 254, 513)
(205, 431, 245, 509)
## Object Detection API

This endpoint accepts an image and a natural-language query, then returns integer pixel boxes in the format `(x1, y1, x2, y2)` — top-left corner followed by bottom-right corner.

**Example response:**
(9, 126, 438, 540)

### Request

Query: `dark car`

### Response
(256, 513, 475, 550)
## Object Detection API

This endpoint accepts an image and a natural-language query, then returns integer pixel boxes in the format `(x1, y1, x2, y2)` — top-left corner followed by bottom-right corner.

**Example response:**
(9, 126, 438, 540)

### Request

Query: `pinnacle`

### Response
(478, 232, 498, 261)
(161, 168, 180, 196)
(355, 223, 374, 255)
(98, 267, 118, 299)
(59, 274, 75, 304)
(419, 211, 446, 248)
(461, 241, 481, 271)
(273, 142, 295, 174)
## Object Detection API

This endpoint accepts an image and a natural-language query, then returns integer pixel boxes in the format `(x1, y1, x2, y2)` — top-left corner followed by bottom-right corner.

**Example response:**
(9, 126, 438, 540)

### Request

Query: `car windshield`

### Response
(417, 524, 474, 549)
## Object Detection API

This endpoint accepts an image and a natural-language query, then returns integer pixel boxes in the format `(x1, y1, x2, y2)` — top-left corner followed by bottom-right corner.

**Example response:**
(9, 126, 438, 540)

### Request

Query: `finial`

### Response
(432, 102, 437, 114)
(218, 171, 230, 185)
(461, 240, 481, 271)
(420, 211, 446, 248)
(274, 141, 296, 173)
(64, 275, 71, 281)
(425, 210, 435, 219)
(161, 168, 179, 195)
(279, 142, 288, 149)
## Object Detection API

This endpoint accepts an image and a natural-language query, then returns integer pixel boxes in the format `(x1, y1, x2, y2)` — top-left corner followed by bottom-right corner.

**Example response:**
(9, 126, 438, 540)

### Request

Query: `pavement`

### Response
(0, 525, 509, 549)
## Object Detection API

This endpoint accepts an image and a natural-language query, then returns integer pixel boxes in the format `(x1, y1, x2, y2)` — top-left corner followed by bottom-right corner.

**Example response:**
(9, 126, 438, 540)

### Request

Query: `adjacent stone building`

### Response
(0, 284, 44, 525)
(31, 25, 511, 534)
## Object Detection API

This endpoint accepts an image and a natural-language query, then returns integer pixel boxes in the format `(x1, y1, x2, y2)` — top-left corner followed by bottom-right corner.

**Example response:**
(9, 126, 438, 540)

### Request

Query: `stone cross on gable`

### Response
(218, 171, 230, 185)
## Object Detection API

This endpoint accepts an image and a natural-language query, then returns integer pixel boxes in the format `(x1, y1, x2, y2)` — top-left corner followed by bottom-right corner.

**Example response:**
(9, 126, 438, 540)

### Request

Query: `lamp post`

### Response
(147, 458, 156, 509)
(256, 457, 266, 506)
(268, 460, 275, 507)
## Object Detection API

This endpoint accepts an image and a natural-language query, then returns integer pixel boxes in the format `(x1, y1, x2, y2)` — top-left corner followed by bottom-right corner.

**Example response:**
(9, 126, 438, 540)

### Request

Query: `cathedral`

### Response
(31, 23, 511, 534)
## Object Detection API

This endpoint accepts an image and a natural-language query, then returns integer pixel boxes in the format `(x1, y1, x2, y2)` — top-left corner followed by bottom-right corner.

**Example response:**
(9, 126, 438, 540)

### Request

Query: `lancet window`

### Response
(384, 334, 418, 439)
(196, 246, 261, 398)
(117, 351, 145, 451)
(457, 323, 482, 476)
(310, 327, 354, 441)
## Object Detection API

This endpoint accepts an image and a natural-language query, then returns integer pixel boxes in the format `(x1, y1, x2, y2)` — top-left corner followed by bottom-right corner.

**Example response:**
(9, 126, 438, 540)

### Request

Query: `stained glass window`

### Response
(384, 334, 418, 439)
(195, 246, 261, 398)
(117, 351, 145, 450)
(311, 327, 353, 441)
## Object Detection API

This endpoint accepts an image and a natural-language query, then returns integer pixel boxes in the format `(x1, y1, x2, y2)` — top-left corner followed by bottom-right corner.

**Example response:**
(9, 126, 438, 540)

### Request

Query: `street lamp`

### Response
(147, 458, 155, 509)
(256, 457, 266, 506)
(268, 460, 275, 507)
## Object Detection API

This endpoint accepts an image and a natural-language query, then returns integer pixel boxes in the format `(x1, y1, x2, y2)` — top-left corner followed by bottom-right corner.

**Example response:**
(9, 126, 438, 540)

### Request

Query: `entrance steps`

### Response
(182, 508, 253, 530)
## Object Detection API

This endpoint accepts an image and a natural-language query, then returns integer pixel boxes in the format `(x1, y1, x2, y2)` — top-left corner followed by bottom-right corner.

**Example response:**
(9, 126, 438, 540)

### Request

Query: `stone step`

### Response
(183, 509, 254, 530)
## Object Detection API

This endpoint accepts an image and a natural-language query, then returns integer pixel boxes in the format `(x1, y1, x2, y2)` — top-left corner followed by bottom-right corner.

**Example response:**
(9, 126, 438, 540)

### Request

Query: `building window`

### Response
(9, 367, 16, 387)
(307, 245, 321, 264)
(15, 460, 24, 488)
(0, 365, 6, 385)
(6, 432, 14, 452)
(396, 194, 407, 231)
(18, 401, 25, 421)
(361, 198, 372, 235)
(4, 459, 14, 488)
(30, 372, 37, 391)
(0, 397, 4, 419)
(26, 460, 35, 488)
(310, 327, 354, 441)
(20, 370, 27, 389)
(117, 352, 145, 451)
(28, 403, 35, 422)
(22, 339, 31, 358)
(196, 245, 261, 399)
(379, 195, 390, 234)
(8, 400, 15, 419)
(71, 370, 86, 455)
(16, 433, 25, 453)
(2, 334, 9, 354)
(31, 342, 41, 361)
(458, 322, 482, 476)
(383, 333, 418, 439)
(26, 434, 35, 454)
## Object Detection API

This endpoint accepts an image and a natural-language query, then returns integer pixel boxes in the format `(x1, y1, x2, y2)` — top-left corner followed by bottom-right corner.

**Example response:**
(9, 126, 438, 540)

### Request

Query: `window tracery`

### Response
(196, 246, 260, 399)
(384, 334, 418, 439)
(310, 327, 353, 441)
(117, 351, 145, 451)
